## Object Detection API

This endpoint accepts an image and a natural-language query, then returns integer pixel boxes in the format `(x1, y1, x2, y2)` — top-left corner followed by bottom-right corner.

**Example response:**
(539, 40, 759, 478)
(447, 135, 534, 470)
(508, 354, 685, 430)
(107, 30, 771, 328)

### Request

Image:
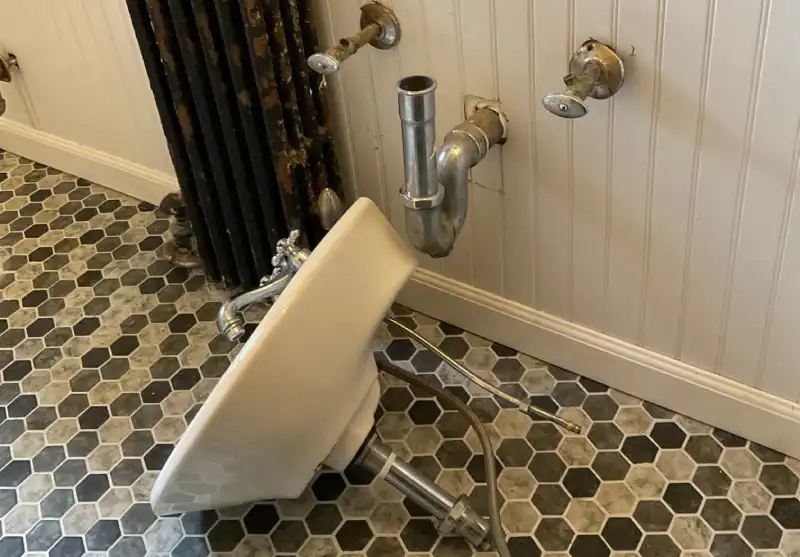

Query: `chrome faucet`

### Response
(396, 76, 508, 257)
(217, 230, 310, 341)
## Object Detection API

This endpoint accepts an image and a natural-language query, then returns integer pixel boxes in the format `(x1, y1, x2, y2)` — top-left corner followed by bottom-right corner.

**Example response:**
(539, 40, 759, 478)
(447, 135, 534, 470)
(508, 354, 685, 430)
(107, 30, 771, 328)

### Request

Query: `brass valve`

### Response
(307, 2, 401, 76)
(543, 40, 625, 119)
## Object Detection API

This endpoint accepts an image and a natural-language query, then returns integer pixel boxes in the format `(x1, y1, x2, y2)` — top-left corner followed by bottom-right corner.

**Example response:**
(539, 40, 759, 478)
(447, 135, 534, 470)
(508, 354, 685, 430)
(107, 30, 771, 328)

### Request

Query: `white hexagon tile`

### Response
(1, 149, 800, 557)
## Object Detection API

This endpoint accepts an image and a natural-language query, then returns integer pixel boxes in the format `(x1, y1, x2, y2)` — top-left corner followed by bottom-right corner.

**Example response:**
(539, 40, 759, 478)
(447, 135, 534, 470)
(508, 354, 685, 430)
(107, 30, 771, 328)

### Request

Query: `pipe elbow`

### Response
(402, 134, 476, 258)
(436, 135, 475, 236)
(436, 141, 470, 183)
(404, 206, 455, 257)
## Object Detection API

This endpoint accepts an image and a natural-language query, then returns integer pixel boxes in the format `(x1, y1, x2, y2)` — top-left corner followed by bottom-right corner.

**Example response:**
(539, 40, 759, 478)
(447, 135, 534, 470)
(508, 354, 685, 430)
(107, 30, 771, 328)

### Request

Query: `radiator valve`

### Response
(159, 192, 202, 268)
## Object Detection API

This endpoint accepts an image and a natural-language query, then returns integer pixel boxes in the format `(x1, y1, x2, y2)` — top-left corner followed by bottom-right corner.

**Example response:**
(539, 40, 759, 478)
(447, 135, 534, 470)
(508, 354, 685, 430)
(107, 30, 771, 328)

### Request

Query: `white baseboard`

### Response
(0, 119, 177, 205)
(399, 268, 800, 460)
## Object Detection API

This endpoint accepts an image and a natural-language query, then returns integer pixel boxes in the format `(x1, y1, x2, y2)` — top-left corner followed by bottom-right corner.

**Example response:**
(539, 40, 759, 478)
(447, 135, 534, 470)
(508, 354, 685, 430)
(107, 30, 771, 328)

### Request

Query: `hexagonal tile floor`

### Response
(1, 149, 800, 557)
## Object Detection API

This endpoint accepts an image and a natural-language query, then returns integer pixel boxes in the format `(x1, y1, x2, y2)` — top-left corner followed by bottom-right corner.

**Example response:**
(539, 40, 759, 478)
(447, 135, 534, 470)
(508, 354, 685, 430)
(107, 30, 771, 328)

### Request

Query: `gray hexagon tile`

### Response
(2, 150, 800, 556)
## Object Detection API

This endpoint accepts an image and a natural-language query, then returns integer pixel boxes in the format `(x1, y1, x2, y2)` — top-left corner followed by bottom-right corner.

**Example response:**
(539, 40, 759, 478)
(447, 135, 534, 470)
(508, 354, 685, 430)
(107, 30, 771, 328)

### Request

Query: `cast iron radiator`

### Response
(126, 0, 341, 288)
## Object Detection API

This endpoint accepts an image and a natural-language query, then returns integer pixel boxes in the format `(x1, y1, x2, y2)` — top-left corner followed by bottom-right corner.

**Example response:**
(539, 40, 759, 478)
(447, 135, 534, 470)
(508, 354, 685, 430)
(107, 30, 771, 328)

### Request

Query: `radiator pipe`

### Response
(397, 76, 507, 257)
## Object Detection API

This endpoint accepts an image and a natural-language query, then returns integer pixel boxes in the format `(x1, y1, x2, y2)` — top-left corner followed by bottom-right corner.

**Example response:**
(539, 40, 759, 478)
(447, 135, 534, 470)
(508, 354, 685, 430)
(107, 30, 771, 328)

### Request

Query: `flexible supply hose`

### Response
(375, 355, 511, 557)
(384, 317, 581, 433)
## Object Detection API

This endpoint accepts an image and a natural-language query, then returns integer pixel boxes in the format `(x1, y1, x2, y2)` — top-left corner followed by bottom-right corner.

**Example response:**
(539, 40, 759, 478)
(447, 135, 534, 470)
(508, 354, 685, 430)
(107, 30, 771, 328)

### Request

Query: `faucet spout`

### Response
(216, 229, 310, 342)
(217, 272, 293, 341)
(397, 76, 507, 257)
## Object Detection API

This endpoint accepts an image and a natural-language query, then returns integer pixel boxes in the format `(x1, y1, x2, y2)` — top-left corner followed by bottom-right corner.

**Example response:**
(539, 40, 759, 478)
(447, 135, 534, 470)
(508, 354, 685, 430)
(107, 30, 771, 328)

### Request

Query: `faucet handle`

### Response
(542, 90, 590, 119)
(278, 229, 302, 250)
(307, 2, 401, 76)
(543, 40, 625, 119)
(270, 230, 308, 277)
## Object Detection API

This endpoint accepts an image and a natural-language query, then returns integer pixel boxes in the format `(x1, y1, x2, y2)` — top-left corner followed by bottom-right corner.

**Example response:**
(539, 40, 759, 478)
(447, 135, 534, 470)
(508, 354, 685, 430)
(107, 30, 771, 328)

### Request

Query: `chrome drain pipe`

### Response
(356, 434, 490, 549)
(397, 75, 507, 257)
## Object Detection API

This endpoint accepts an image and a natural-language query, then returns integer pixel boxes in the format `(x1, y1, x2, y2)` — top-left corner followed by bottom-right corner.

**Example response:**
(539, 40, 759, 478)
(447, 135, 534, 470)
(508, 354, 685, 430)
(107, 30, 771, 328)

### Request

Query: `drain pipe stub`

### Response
(474, 101, 510, 144)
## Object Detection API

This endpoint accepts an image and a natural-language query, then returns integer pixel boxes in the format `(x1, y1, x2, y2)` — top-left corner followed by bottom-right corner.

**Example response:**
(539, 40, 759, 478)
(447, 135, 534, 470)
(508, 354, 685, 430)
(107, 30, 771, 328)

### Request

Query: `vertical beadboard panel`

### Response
(495, 0, 534, 306)
(459, 0, 503, 293)
(458, 0, 501, 193)
(760, 160, 800, 400)
(422, 0, 473, 285)
(5, 1, 89, 144)
(604, 0, 662, 343)
(532, 0, 571, 318)
(569, 0, 612, 331)
(327, 0, 386, 210)
(0, 0, 174, 175)
(721, 0, 800, 386)
(470, 185, 504, 291)
(102, 0, 174, 174)
(641, 0, 712, 358)
(422, 0, 462, 147)
(361, 0, 405, 231)
(680, 0, 768, 371)
(80, 1, 150, 168)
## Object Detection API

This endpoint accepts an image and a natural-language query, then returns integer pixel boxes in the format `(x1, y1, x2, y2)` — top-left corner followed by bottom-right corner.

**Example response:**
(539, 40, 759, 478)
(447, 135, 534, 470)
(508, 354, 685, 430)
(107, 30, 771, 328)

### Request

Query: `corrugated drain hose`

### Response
(375, 354, 511, 557)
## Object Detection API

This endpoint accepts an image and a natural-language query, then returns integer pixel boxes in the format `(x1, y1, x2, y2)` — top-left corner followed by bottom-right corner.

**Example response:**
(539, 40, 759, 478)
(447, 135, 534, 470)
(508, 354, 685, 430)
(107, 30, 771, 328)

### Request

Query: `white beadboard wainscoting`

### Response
(0, 0, 177, 204)
(317, 0, 800, 457)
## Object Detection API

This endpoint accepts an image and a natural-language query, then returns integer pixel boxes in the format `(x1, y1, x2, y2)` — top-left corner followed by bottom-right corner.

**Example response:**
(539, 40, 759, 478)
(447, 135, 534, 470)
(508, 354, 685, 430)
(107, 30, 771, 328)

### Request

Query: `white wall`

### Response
(318, 0, 800, 453)
(0, 0, 176, 203)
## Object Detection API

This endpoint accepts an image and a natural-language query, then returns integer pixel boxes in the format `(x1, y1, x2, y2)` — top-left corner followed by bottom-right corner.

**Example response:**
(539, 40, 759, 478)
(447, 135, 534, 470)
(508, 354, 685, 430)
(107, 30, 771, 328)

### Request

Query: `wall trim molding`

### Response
(0, 119, 177, 205)
(399, 268, 800, 459)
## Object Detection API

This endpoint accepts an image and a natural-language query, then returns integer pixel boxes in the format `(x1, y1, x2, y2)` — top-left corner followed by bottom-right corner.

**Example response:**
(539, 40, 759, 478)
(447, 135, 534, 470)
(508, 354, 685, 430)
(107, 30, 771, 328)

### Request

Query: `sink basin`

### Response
(150, 198, 417, 515)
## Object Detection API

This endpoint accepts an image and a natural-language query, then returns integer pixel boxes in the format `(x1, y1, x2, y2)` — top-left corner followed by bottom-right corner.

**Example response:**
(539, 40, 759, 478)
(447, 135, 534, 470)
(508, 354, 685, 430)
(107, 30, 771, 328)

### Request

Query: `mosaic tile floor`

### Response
(1, 150, 800, 557)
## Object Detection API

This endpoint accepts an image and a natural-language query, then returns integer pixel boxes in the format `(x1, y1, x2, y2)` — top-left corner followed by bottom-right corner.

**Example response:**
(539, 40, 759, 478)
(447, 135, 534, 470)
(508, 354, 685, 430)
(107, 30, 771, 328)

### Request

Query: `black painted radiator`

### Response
(127, 0, 341, 288)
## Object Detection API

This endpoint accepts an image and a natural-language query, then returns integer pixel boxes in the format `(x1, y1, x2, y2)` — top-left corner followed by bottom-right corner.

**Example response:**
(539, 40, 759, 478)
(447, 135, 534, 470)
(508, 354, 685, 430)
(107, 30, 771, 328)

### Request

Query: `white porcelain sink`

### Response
(150, 198, 417, 515)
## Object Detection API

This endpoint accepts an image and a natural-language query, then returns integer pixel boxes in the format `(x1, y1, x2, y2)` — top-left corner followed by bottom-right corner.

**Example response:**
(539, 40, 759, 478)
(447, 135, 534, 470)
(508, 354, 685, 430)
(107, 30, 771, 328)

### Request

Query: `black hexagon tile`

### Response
(3, 150, 800, 556)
